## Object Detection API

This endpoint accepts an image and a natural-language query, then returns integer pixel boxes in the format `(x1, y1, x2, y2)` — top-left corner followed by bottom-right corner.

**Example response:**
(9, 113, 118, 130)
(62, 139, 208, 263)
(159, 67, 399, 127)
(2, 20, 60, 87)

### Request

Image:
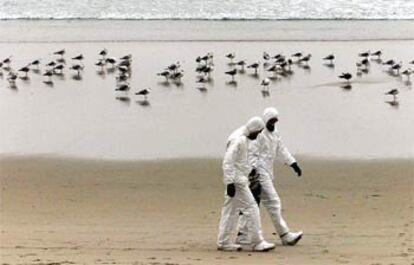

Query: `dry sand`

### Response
(1, 156, 413, 265)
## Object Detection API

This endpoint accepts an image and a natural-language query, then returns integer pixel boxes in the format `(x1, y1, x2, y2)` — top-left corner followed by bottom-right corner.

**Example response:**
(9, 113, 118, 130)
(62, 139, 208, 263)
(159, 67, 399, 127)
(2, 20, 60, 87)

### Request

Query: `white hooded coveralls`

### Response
(239, 108, 296, 237)
(217, 119, 265, 246)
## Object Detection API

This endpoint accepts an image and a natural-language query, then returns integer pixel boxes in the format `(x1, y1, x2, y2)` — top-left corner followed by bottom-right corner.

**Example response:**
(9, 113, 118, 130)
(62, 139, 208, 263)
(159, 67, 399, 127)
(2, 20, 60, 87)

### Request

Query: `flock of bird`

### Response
(333, 50, 412, 104)
(1, 48, 413, 107)
(0, 49, 151, 105)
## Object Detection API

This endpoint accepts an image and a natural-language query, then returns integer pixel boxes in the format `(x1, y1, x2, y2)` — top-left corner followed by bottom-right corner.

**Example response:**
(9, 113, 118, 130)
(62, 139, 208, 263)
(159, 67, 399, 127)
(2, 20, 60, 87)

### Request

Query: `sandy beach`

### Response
(0, 19, 414, 265)
(0, 156, 413, 265)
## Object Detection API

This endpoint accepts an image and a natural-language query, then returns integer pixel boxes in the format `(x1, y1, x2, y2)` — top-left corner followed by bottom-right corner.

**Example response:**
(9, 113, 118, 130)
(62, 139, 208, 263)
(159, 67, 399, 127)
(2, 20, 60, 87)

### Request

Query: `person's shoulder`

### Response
(273, 127, 281, 136)
(228, 126, 245, 140)
(234, 134, 248, 144)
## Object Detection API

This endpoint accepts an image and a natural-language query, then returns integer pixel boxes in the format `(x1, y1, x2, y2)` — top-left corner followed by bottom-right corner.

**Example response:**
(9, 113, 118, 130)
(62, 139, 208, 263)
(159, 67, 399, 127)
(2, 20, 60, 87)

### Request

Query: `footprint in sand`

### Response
(335, 259, 350, 264)
(19, 253, 37, 257)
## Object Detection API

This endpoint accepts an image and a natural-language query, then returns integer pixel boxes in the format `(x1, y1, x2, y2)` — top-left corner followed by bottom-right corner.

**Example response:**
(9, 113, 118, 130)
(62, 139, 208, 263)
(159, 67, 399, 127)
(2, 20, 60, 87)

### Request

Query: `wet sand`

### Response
(0, 20, 414, 160)
(1, 156, 413, 265)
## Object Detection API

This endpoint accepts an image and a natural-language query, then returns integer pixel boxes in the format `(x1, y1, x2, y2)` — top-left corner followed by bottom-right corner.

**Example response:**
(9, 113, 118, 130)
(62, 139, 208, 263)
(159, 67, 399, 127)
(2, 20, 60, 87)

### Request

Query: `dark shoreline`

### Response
(1, 19, 413, 43)
(1, 153, 413, 164)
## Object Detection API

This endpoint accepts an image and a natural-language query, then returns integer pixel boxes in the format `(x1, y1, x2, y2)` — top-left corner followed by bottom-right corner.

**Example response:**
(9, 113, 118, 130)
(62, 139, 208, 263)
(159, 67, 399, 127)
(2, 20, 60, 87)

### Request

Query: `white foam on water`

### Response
(1, 0, 413, 20)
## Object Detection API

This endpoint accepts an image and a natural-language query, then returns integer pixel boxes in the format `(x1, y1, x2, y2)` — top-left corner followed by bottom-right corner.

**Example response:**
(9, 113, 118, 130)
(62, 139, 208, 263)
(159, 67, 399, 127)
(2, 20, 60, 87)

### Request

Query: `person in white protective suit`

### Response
(217, 117, 276, 252)
(237, 107, 304, 246)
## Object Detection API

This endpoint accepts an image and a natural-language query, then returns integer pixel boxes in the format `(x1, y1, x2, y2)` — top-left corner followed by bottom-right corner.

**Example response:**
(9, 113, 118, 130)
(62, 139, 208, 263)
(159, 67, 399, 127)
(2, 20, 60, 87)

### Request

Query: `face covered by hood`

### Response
(263, 107, 279, 132)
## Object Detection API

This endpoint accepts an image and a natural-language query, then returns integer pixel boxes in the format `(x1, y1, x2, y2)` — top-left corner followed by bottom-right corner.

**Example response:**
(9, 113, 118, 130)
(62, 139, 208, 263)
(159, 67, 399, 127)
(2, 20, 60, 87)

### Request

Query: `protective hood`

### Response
(245, 116, 265, 134)
(263, 107, 279, 124)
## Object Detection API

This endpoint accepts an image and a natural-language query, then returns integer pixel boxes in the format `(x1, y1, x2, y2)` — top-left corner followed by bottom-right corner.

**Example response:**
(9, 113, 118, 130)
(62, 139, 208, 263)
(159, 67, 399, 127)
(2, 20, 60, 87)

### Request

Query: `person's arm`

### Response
(275, 135, 296, 166)
(275, 134, 302, 177)
(223, 140, 241, 186)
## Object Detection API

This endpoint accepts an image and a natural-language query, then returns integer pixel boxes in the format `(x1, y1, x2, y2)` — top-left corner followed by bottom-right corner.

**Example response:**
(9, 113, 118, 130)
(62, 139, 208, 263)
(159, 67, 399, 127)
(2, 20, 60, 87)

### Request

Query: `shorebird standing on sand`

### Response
(166, 62, 180, 73)
(358, 50, 370, 58)
(247, 62, 260, 75)
(391, 62, 402, 74)
(99, 49, 108, 59)
(323, 54, 335, 64)
(120, 54, 132, 61)
(118, 59, 130, 68)
(291, 52, 303, 59)
(46, 61, 57, 68)
(2, 56, 12, 70)
(135, 88, 151, 100)
(105, 57, 117, 67)
(30, 59, 41, 69)
(53, 64, 64, 74)
(157, 71, 170, 81)
(43, 70, 53, 81)
(401, 69, 412, 81)
(7, 71, 18, 84)
(70, 64, 83, 76)
(385, 89, 399, 101)
(299, 54, 312, 65)
(54, 49, 65, 58)
(236, 60, 246, 72)
(95, 59, 105, 68)
(18, 66, 30, 77)
(338, 72, 352, 82)
(115, 83, 130, 92)
(357, 58, 370, 73)
(382, 59, 395, 67)
(371, 50, 382, 60)
(263, 52, 270, 61)
(261, 77, 270, 90)
(225, 69, 237, 82)
(72, 54, 84, 65)
(170, 71, 184, 83)
(195, 75, 207, 83)
(225, 53, 236, 64)
(201, 65, 214, 77)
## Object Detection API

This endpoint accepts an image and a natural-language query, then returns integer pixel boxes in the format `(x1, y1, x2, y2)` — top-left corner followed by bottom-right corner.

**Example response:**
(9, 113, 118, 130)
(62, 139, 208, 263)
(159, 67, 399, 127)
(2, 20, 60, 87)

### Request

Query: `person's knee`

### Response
(262, 198, 282, 210)
(244, 202, 259, 215)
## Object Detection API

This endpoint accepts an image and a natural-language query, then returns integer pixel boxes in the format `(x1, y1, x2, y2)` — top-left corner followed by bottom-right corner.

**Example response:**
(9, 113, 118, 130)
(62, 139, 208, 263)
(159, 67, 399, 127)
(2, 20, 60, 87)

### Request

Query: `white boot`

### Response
(281, 231, 303, 246)
(253, 240, 275, 252)
(217, 243, 242, 251)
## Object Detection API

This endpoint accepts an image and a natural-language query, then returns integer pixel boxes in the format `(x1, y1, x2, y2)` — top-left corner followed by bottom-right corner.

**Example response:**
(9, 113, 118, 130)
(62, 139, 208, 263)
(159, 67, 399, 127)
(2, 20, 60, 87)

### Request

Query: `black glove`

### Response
(248, 168, 257, 178)
(290, 162, 302, 177)
(249, 181, 261, 205)
(227, 183, 236, 197)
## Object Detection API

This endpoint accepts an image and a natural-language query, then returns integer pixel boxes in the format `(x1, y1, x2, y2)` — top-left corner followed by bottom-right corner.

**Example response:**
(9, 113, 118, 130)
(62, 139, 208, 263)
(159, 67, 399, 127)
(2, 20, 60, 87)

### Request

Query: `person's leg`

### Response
(235, 183, 264, 245)
(217, 192, 240, 246)
(236, 182, 261, 244)
(260, 175, 290, 236)
(260, 175, 303, 245)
